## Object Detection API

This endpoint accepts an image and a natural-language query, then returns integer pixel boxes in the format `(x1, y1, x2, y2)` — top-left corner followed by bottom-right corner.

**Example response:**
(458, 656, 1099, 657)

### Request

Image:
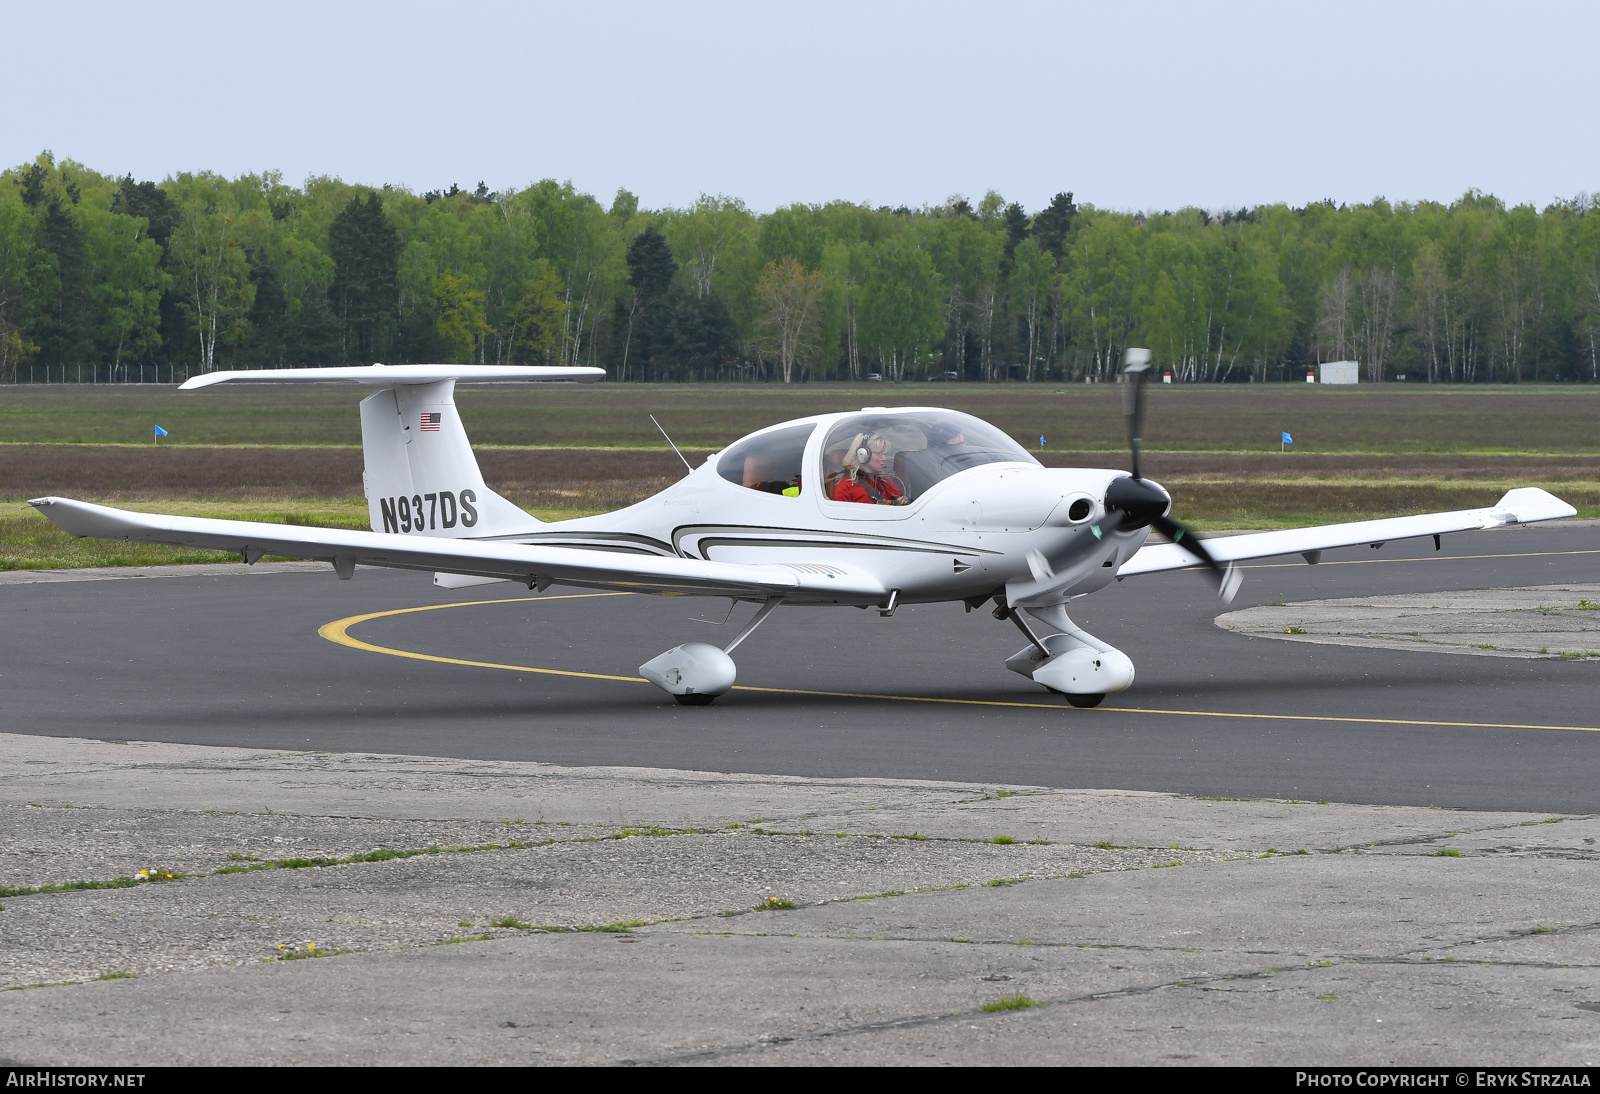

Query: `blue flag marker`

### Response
(1281, 431, 1292, 444)
(1281, 430, 1291, 453)
(154, 424, 168, 445)
(1039, 434, 1046, 448)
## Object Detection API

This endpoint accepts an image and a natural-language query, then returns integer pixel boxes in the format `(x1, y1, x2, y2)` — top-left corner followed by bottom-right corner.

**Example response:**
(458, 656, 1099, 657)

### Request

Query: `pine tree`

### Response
(1031, 192, 1078, 258)
(619, 227, 677, 379)
(328, 192, 399, 364)
(19, 161, 89, 367)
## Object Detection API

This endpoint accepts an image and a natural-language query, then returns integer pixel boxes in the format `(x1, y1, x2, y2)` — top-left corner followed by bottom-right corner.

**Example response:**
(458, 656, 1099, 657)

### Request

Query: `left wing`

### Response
(28, 498, 886, 603)
(1119, 487, 1576, 577)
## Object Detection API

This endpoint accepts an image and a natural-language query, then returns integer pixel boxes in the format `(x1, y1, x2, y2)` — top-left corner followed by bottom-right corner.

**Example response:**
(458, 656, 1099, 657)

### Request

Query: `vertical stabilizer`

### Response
(359, 380, 538, 538)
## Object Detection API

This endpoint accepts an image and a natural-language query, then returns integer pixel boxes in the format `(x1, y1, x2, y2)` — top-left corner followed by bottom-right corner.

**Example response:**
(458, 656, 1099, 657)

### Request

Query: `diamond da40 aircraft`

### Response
(31, 353, 1575, 706)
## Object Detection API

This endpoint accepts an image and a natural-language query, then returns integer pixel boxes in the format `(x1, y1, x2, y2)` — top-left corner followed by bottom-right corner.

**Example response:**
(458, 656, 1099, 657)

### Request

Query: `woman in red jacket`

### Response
(832, 432, 907, 505)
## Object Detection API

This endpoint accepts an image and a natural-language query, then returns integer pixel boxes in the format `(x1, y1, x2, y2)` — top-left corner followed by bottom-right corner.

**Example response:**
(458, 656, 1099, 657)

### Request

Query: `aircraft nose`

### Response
(1104, 475, 1170, 529)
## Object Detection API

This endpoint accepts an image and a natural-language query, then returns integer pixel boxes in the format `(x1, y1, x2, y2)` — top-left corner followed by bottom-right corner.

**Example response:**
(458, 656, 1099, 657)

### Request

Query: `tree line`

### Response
(2, 152, 1598, 384)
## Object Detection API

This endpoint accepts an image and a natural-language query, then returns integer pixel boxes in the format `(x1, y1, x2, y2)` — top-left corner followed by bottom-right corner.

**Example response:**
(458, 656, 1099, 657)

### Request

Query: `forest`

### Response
(2, 152, 1598, 385)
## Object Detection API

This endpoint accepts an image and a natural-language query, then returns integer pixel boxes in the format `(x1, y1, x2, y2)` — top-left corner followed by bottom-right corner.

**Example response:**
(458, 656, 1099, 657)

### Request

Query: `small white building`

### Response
(1319, 361, 1359, 385)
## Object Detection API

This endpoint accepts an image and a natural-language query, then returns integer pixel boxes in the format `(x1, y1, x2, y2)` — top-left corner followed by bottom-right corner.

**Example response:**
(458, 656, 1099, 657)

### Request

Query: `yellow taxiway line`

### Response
(319, 593, 1600, 734)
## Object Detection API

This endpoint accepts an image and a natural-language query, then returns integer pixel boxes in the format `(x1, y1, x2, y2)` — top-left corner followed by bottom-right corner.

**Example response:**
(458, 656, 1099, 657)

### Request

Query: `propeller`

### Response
(1108, 349, 1241, 603)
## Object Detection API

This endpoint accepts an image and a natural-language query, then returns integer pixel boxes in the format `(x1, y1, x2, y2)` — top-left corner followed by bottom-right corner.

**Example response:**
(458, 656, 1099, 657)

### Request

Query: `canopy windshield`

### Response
(820, 411, 1038, 503)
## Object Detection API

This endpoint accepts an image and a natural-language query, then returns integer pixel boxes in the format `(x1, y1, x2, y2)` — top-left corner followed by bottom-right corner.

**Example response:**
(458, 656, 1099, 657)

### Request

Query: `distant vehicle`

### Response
(927, 372, 961, 382)
(865, 372, 884, 382)
(30, 352, 1575, 708)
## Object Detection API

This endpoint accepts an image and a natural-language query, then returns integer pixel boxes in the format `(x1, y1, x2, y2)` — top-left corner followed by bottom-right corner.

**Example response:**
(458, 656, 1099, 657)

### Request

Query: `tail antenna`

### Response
(651, 414, 694, 475)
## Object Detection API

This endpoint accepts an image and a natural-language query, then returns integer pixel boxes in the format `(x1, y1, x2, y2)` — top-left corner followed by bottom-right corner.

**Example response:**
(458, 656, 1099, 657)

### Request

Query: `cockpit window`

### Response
(821, 411, 1038, 503)
(716, 422, 815, 496)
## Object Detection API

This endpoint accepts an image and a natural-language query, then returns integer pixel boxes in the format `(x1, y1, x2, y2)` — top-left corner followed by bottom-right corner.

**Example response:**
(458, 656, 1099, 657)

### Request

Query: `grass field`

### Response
(3, 383, 1597, 569)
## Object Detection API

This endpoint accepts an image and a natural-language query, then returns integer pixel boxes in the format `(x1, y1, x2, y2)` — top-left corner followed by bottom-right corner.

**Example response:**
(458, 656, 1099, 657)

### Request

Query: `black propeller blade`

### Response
(1111, 348, 1240, 603)
(1123, 348, 1150, 480)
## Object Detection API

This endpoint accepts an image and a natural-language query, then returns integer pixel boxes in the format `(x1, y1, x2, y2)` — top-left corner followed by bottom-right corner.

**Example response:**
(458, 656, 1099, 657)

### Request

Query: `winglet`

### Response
(1484, 487, 1577, 527)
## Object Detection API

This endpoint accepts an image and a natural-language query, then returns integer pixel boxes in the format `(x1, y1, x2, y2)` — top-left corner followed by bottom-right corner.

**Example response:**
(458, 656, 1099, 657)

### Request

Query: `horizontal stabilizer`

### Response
(1119, 487, 1577, 577)
(180, 364, 604, 390)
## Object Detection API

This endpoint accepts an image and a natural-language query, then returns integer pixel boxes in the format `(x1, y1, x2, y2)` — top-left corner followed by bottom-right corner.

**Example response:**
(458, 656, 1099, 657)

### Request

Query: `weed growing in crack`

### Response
(274, 942, 349, 961)
(980, 993, 1040, 1012)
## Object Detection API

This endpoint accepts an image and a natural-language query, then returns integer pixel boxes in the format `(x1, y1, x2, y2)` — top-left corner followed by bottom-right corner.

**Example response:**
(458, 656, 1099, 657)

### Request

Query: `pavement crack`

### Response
(1358, 814, 1591, 851)
(613, 956, 1346, 1066)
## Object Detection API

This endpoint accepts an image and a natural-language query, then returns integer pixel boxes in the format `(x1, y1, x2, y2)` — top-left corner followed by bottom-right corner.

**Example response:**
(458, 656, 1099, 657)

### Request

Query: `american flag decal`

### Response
(420, 412, 442, 432)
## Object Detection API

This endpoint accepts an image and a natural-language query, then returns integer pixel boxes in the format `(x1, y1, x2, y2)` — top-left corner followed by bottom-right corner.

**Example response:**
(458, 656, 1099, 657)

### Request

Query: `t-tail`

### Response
(359, 379, 534, 538)
(179, 362, 603, 541)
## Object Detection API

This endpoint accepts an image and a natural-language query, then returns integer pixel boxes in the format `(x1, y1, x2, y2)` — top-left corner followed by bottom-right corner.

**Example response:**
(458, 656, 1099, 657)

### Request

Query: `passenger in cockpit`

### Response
(902, 424, 983, 497)
(832, 432, 906, 505)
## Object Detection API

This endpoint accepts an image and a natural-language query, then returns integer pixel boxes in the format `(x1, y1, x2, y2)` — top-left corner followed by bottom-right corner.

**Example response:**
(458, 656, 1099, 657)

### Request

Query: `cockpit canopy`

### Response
(715, 422, 814, 496)
(821, 411, 1038, 503)
(714, 410, 1038, 503)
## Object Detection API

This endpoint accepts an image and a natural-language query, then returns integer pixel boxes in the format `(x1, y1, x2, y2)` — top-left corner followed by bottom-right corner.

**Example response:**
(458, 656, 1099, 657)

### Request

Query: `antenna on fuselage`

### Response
(650, 414, 694, 475)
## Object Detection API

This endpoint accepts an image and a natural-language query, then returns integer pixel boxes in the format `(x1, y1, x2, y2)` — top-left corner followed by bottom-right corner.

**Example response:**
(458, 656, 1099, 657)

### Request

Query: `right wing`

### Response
(29, 498, 886, 604)
(1118, 487, 1577, 577)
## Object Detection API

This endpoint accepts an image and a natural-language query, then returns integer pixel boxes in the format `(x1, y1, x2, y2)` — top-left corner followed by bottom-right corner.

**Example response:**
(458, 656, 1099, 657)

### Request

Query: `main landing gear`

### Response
(639, 598, 783, 705)
(996, 601, 1134, 707)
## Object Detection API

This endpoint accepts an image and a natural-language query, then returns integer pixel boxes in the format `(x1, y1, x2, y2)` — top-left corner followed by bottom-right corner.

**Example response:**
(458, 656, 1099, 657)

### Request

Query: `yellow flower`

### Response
(305, 942, 316, 950)
(137, 870, 149, 877)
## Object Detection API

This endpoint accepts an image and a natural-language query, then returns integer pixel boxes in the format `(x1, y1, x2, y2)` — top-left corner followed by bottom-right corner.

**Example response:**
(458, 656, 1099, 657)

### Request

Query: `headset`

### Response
(852, 433, 880, 471)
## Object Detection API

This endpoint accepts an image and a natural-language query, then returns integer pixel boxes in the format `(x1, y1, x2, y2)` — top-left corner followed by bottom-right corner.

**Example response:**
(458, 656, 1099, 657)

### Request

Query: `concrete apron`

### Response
(0, 733, 1596, 1066)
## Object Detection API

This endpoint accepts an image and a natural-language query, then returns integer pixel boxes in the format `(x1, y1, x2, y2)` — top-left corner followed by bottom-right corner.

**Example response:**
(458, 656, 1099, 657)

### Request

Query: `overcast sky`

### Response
(6, 0, 1597, 215)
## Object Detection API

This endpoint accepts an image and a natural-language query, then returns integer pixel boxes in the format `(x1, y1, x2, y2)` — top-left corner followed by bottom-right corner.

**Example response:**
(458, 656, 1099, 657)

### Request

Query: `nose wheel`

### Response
(1002, 604, 1134, 704)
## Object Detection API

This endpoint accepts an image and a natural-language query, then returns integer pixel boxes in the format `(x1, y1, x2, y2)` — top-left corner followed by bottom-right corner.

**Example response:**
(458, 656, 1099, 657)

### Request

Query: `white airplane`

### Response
(30, 352, 1575, 706)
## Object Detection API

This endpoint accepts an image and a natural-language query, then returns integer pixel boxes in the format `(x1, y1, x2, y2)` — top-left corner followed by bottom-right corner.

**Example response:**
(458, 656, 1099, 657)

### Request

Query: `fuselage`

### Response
(489, 407, 1163, 607)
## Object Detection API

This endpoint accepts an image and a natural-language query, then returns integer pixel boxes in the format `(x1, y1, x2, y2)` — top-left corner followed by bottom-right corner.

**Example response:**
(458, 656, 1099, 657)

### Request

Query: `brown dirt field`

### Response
(3, 383, 1599, 452)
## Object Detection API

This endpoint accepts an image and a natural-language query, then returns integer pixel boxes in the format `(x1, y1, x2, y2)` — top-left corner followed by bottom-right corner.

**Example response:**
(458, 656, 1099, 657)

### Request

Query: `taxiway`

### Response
(3, 523, 1597, 811)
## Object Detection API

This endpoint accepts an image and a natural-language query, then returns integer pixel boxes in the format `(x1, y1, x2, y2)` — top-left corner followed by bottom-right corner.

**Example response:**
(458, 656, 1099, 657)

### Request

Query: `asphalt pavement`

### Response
(4, 523, 1598, 811)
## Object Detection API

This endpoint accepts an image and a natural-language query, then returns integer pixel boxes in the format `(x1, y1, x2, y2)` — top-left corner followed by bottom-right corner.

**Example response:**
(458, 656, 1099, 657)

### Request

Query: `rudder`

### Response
(360, 379, 537, 538)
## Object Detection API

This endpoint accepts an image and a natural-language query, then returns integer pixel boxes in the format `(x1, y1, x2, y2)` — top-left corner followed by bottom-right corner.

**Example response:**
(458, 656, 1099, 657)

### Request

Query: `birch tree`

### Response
(165, 174, 254, 373)
(1009, 239, 1055, 381)
(754, 256, 825, 383)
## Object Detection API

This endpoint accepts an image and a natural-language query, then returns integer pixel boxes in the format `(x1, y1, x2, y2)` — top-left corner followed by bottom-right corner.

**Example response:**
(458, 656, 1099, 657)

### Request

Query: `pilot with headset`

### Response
(832, 432, 907, 505)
